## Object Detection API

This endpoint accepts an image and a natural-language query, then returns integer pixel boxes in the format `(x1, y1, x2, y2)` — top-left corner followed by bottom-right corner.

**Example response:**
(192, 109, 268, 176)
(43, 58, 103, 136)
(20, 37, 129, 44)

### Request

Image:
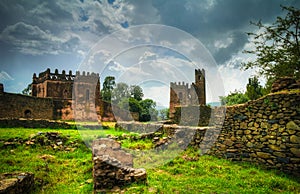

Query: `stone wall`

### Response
(0, 93, 54, 119)
(208, 91, 300, 175)
(116, 91, 300, 175)
(92, 138, 147, 192)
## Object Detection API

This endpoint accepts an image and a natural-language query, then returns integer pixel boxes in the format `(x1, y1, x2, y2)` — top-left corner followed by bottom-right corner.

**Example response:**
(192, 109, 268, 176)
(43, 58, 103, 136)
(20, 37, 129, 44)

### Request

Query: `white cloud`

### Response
(143, 85, 170, 107)
(0, 22, 80, 55)
(0, 71, 14, 82)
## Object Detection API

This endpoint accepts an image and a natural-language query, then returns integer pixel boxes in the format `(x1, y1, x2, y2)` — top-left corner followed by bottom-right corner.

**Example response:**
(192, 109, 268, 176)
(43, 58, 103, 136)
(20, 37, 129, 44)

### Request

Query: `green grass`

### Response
(0, 127, 299, 193)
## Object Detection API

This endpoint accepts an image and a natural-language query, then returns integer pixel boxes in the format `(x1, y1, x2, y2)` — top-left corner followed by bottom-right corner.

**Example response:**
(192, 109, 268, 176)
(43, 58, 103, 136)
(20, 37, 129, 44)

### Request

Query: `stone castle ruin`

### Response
(0, 68, 207, 122)
(0, 68, 101, 121)
(169, 69, 206, 119)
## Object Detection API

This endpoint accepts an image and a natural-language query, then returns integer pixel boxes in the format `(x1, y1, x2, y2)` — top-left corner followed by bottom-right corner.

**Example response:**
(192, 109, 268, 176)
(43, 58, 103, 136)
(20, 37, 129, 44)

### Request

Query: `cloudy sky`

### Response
(0, 0, 299, 106)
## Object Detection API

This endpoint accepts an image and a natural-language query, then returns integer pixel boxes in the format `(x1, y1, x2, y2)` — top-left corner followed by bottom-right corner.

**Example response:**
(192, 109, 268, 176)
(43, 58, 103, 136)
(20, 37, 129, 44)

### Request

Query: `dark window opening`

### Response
(86, 89, 90, 101)
(24, 109, 32, 118)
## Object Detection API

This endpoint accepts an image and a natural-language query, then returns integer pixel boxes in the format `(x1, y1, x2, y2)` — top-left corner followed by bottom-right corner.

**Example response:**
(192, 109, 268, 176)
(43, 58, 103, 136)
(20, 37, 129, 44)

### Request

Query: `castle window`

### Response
(86, 89, 90, 101)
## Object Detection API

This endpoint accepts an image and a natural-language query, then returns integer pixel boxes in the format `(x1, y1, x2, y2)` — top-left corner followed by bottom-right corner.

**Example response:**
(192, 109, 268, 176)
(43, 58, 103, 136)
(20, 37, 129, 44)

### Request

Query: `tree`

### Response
(242, 6, 300, 85)
(130, 85, 144, 101)
(245, 76, 264, 100)
(112, 83, 130, 104)
(22, 84, 32, 96)
(101, 76, 115, 102)
(219, 90, 249, 106)
(139, 99, 158, 122)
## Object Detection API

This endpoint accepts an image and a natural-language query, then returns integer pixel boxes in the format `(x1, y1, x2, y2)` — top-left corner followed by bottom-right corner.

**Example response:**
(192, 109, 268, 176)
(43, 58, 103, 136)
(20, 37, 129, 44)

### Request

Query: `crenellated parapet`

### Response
(33, 68, 75, 84)
(32, 68, 100, 84)
(74, 71, 100, 83)
(170, 81, 190, 88)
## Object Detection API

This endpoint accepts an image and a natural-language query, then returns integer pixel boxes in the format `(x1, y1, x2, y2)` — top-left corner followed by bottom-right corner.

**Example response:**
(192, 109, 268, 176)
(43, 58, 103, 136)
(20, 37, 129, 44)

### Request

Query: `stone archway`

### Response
(24, 109, 32, 118)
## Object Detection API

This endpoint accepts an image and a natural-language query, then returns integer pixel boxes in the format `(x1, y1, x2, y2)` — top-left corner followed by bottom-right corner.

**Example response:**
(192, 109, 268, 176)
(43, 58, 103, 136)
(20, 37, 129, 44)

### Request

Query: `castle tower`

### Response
(169, 69, 206, 119)
(31, 68, 101, 121)
(194, 69, 206, 105)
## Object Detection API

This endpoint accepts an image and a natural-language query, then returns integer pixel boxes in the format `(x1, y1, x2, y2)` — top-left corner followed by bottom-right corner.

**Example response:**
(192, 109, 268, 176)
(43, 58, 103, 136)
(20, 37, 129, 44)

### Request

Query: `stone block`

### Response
(290, 135, 300, 144)
(0, 172, 34, 194)
(256, 152, 272, 159)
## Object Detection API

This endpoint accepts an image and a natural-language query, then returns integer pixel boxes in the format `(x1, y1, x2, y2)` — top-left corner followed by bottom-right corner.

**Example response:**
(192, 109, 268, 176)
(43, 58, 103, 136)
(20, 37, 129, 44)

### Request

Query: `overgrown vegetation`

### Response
(1, 127, 299, 193)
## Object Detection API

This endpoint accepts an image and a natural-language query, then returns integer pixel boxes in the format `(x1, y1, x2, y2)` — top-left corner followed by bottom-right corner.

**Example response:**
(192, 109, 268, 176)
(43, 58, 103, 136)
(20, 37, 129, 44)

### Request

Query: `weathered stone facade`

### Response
(169, 69, 206, 119)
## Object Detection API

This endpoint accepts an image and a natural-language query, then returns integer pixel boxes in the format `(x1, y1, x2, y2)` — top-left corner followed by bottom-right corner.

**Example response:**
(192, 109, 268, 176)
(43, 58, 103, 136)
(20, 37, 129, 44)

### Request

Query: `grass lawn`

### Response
(0, 127, 299, 193)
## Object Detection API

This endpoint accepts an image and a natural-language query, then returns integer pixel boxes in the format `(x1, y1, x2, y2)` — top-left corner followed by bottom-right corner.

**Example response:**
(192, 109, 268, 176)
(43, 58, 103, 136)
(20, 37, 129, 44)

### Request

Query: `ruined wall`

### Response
(208, 91, 300, 174)
(0, 93, 54, 119)
(116, 91, 300, 175)
(92, 138, 147, 192)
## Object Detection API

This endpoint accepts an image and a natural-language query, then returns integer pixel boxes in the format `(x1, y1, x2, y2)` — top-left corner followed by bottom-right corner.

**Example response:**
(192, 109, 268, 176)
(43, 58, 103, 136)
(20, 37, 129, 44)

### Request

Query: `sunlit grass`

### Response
(0, 128, 299, 193)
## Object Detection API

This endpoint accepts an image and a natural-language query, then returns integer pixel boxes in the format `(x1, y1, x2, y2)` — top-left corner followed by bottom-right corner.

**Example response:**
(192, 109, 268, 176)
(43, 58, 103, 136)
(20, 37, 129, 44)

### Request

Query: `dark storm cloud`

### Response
(0, 0, 300, 62)
(148, 0, 300, 64)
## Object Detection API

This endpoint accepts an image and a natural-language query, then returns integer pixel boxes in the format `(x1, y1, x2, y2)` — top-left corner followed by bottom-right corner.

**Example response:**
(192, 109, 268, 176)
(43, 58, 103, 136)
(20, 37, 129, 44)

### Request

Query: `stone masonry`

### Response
(116, 89, 300, 176)
(92, 138, 147, 192)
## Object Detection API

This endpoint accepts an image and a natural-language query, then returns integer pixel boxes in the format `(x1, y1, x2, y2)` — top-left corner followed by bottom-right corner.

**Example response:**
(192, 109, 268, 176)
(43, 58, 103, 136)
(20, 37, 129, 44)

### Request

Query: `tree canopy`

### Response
(102, 76, 158, 122)
(101, 76, 115, 102)
(242, 6, 300, 83)
(219, 90, 249, 106)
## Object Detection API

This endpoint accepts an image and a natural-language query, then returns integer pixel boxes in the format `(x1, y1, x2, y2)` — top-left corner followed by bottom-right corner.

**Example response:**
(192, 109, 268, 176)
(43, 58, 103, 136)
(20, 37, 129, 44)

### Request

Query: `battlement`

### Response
(170, 81, 191, 89)
(33, 68, 99, 84)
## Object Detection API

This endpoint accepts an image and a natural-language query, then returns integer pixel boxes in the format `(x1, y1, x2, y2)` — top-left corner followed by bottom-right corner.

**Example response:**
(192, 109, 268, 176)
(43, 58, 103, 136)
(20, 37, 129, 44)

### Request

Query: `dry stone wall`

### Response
(208, 91, 300, 175)
(92, 138, 147, 192)
(116, 91, 300, 175)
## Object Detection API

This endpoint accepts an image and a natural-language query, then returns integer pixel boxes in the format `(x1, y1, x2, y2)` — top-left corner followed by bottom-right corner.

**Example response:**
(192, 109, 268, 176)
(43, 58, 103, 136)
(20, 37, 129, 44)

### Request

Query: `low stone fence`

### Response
(92, 138, 147, 192)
